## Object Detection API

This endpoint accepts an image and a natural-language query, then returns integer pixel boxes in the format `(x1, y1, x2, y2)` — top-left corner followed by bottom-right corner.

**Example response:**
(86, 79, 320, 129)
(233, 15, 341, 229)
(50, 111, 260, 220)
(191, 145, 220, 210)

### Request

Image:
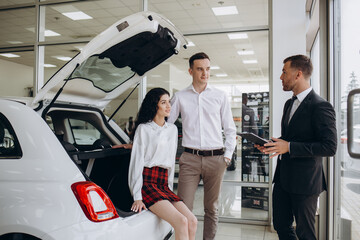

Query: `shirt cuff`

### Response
(288, 142, 291, 154)
(224, 150, 233, 159)
(133, 193, 142, 201)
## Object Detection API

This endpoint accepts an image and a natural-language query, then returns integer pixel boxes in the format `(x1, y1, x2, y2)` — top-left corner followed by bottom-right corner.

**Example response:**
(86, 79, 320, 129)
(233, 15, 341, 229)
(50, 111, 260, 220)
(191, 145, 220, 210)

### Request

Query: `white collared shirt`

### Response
(128, 121, 178, 201)
(168, 84, 236, 159)
(289, 87, 313, 121)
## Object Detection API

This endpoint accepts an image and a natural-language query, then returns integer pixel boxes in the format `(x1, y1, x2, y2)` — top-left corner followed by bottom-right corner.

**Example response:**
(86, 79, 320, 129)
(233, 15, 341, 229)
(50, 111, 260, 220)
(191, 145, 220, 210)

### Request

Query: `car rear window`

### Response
(0, 113, 22, 159)
(69, 55, 136, 92)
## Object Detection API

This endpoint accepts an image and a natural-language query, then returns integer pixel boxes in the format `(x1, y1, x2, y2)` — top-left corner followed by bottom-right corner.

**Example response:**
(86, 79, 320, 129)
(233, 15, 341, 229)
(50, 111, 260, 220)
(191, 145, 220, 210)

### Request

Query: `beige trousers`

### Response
(177, 152, 227, 240)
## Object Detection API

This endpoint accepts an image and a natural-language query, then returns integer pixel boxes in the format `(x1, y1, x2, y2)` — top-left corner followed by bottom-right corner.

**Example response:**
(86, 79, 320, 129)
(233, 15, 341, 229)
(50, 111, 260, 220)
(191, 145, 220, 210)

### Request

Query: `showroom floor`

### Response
(170, 220, 278, 240)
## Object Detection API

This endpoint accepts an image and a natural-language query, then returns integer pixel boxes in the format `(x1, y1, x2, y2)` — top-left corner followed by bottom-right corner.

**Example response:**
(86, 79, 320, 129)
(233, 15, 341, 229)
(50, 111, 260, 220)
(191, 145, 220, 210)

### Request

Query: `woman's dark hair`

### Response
(130, 87, 170, 140)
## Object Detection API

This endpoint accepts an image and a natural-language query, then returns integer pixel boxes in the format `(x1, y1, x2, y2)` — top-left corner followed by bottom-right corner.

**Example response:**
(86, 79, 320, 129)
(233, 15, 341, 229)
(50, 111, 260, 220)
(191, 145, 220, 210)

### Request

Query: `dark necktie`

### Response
(283, 95, 297, 126)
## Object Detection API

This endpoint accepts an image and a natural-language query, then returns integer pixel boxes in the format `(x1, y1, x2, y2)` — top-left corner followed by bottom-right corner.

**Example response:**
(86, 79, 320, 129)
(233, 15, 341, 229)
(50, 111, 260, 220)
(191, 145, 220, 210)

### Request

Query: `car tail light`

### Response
(71, 181, 119, 222)
(341, 137, 347, 144)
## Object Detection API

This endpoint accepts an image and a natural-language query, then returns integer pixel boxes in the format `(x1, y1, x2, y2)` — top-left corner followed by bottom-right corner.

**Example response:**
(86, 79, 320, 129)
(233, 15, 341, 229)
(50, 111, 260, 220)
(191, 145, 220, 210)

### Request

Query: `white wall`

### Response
(0, 59, 33, 97)
(271, 0, 307, 138)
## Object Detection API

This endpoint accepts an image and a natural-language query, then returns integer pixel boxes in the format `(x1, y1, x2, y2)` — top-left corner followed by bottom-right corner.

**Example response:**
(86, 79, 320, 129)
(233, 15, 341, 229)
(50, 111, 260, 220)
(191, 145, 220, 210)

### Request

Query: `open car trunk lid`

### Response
(32, 11, 186, 110)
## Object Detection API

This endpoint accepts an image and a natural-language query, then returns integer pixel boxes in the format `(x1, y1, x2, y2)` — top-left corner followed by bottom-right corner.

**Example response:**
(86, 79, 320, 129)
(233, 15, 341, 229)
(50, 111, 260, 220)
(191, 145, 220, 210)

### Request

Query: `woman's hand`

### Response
(131, 200, 147, 213)
(112, 143, 133, 149)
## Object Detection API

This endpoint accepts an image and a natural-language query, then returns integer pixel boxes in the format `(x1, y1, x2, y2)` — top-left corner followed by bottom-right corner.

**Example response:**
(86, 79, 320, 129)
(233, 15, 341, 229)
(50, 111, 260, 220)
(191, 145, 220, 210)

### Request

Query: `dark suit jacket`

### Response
(273, 89, 337, 195)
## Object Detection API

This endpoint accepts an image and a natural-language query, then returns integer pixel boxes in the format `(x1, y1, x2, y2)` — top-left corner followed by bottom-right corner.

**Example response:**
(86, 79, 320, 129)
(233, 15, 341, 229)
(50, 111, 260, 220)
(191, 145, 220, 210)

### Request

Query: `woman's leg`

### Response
(172, 201, 198, 240)
(149, 200, 189, 240)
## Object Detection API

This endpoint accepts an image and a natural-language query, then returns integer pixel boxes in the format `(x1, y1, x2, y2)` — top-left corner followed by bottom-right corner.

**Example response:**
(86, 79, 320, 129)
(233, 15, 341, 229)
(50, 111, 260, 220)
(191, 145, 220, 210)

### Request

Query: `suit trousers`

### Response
(273, 183, 319, 240)
(177, 152, 227, 240)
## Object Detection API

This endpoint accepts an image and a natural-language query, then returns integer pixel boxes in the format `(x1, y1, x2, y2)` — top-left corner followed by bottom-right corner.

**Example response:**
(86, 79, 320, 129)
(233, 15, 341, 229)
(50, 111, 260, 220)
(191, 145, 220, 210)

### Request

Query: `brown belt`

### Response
(184, 147, 224, 157)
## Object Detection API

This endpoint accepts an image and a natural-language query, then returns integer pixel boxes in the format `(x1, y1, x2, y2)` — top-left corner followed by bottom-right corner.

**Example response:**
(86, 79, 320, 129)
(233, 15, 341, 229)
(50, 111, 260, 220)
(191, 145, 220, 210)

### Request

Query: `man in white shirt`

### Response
(168, 52, 236, 240)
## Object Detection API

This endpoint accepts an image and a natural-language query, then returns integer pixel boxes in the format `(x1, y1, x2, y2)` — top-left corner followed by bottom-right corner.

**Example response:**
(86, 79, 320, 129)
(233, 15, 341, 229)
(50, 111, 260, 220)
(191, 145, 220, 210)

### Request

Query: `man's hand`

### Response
(260, 137, 289, 158)
(224, 157, 231, 166)
(112, 143, 133, 149)
(131, 200, 147, 213)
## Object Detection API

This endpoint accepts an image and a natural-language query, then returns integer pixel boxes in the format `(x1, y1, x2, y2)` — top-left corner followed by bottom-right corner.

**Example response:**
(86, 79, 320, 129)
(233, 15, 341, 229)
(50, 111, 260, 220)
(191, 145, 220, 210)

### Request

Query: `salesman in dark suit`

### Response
(258, 54, 337, 240)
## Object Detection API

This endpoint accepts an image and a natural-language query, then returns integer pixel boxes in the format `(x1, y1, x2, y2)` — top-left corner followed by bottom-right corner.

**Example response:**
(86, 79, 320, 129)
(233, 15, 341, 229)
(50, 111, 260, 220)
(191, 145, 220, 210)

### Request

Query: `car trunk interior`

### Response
(46, 106, 134, 216)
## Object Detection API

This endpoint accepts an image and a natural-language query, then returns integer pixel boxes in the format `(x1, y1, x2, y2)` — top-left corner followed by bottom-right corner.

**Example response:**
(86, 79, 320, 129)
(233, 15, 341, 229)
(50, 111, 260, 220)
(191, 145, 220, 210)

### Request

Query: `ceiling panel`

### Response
(0, 0, 269, 92)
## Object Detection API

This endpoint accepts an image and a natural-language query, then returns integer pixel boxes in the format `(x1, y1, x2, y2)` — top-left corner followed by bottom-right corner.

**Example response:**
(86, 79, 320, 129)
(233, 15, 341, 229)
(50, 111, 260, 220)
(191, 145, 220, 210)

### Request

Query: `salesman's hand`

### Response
(261, 137, 289, 158)
(131, 200, 147, 213)
(112, 143, 133, 149)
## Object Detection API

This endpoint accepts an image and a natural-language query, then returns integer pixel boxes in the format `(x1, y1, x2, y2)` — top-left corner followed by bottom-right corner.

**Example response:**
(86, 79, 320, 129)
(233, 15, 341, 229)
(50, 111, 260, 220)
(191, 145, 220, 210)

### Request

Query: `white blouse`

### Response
(128, 121, 178, 201)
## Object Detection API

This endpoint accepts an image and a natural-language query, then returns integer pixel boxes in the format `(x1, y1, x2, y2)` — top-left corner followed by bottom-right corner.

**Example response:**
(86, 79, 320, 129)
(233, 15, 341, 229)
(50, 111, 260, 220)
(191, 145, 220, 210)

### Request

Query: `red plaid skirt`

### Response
(141, 166, 181, 208)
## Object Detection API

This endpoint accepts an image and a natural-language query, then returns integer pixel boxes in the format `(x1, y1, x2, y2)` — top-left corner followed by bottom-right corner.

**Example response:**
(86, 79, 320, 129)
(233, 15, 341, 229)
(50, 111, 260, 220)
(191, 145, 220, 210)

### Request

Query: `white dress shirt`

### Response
(128, 121, 178, 201)
(289, 87, 313, 122)
(167, 84, 236, 159)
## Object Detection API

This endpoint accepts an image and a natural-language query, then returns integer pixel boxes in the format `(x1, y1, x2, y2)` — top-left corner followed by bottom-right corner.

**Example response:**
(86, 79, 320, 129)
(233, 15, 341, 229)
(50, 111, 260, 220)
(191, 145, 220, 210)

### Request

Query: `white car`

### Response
(0, 11, 186, 240)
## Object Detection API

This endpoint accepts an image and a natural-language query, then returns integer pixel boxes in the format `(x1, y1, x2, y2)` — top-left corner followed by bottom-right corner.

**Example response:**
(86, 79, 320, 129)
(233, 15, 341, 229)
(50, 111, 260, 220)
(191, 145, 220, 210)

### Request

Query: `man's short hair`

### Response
(283, 54, 313, 79)
(189, 52, 210, 68)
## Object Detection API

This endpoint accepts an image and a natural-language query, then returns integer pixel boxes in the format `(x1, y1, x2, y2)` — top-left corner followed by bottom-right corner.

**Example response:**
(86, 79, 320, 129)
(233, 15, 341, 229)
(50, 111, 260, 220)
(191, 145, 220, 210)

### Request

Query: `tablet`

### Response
(239, 132, 269, 146)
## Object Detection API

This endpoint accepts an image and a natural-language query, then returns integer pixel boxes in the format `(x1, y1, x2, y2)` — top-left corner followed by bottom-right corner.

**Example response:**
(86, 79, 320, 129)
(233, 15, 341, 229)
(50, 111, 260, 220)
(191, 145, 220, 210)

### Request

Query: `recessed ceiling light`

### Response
(45, 30, 61, 37)
(26, 28, 61, 37)
(186, 41, 195, 47)
(7, 41, 23, 44)
(0, 53, 20, 58)
(237, 50, 254, 55)
(243, 60, 258, 64)
(212, 6, 238, 16)
(54, 56, 72, 61)
(62, 11, 93, 20)
(216, 73, 228, 77)
(228, 33, 248, 40)
(43, 64, 57, 68)
(210, 66, 220, 70)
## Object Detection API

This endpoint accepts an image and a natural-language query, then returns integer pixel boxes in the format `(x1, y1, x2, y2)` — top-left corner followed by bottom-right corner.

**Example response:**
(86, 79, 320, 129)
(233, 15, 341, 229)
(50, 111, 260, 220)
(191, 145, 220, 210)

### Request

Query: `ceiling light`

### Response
(54, 56, 72, 61)
(228, 33, 248, 40)
(212, 6, 238, 16)
(243, 60, 258, 64)
(216, 73, 228, 77)
(237, 50, 254, 55)
(7, 41, 23, 44)
(26, 28, 60, 37)
(0, 53, 20, 58)
(210, 66, 220, 70)
(186, 41, 195, 47)
(62, 11, 93, 20)
(45, 30, 60, 37)
(43, 64, 57, 68)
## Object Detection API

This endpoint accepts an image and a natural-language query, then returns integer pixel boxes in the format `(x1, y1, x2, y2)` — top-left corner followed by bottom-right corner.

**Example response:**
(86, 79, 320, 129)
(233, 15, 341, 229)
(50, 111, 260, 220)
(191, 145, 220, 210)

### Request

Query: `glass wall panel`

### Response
(105, 87, 139, 134)
(191, 183, 268, 221)
(337, 0, 360, 239)
(0, 7, 35, 46)
(0, 50, 34, 97)
(148, 0, 268, 33)
(42, 43, 84, 85)
(151, 30, 270, 221)
(40, 0, 140, 42)
(0, 0, 34, 7)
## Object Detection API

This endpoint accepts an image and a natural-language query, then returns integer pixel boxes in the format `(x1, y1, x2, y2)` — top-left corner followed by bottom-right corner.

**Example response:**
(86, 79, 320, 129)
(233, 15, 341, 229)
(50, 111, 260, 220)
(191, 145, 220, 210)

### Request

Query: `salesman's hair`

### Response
(283, 54, 313, 79)
(130, 87, 170, 140)
(189, 52, 210, 68)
